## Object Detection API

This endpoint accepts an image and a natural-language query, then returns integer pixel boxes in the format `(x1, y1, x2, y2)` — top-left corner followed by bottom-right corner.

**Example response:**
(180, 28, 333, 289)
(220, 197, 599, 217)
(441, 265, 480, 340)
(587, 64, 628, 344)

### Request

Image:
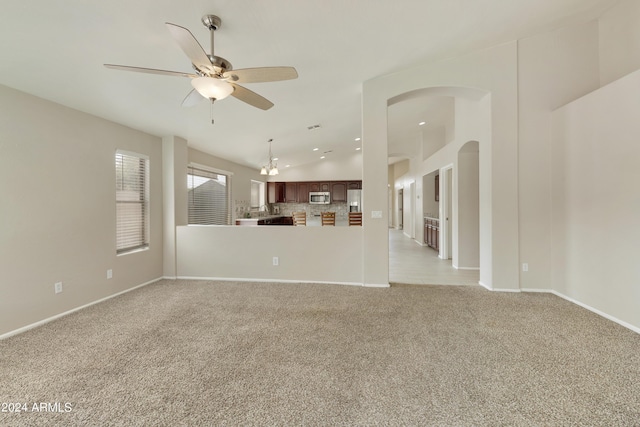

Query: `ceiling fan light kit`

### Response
(104, 14, 298, 114)
(191, 77, 233, 100)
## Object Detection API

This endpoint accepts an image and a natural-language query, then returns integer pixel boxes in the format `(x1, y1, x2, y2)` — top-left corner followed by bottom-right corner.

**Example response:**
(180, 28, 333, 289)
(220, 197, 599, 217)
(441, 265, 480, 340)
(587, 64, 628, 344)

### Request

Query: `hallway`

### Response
(389, 229, 480, 286)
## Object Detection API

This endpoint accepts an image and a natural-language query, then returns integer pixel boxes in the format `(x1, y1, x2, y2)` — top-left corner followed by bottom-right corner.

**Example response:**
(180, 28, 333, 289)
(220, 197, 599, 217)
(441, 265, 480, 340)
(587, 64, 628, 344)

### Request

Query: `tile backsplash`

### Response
(272, 202, 349, 219)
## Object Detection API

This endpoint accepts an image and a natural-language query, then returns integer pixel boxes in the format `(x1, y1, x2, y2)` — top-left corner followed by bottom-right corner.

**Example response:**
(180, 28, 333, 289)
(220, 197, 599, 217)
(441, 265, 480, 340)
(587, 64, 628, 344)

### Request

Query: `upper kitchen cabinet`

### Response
(297, 182, 309, 203)
(269, 180, 362, 203)
(268, 182, 285, 203)
(331, 182, 347, 202)
(285, 182, 297, 203)
(309, 182, 330, 192)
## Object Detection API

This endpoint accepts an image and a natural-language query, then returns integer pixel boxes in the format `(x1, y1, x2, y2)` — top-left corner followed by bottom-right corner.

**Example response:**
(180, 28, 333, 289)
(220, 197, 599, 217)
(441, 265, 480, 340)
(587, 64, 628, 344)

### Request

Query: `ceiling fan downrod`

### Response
(201, 15, 221, 57)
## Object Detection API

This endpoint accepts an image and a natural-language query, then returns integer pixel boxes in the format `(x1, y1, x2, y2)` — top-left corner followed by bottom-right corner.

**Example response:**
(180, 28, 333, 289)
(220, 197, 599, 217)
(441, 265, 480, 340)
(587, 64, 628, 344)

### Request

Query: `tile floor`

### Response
(389, 228, 480, 286)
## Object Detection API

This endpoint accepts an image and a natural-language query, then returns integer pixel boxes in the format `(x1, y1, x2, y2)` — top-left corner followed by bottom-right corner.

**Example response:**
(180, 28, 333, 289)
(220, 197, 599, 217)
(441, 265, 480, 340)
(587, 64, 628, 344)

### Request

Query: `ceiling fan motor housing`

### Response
(201, 15, 221, 31)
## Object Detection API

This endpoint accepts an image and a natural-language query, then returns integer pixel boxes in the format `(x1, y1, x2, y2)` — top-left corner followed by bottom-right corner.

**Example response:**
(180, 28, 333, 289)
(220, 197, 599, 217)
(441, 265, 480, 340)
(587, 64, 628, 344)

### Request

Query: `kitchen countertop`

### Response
(235, 215, 287, 223)
(235, 214, 350, 226)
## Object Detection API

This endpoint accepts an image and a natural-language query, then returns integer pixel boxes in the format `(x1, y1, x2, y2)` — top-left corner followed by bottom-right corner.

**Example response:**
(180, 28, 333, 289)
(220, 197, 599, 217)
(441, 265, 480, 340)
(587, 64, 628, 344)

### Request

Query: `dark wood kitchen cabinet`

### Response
(269, 180, 362, 203)
(424, 218, 439, 251)
(308, 182, 330, 192)
(331, 182, 347, 202)
(297, 182, 309, 203)
(268, 182, 285, 203)
(285, 182, 297, 202)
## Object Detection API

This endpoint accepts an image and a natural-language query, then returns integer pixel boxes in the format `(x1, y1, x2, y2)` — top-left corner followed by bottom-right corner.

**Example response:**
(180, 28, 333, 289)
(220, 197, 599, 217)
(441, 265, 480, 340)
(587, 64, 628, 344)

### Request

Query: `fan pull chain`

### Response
(210, 99, 215, 125)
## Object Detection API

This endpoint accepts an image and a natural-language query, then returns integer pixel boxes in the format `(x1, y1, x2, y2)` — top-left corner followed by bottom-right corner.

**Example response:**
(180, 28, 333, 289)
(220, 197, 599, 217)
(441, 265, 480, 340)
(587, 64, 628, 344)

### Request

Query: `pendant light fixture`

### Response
(260, 139, 279, 176)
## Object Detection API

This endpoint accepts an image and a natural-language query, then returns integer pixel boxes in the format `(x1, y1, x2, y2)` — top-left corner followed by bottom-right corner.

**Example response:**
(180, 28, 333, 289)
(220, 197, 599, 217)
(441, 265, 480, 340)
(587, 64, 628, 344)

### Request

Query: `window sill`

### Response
(117, 246, 149, 257)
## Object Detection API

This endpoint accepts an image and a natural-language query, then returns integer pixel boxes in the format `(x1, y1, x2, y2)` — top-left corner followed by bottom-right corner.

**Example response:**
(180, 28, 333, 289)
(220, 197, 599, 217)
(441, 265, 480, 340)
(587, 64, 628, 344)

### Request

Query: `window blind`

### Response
(115, 151, 149, 254)
(188, 166, 229, 225)
(250, 180, 263, 209)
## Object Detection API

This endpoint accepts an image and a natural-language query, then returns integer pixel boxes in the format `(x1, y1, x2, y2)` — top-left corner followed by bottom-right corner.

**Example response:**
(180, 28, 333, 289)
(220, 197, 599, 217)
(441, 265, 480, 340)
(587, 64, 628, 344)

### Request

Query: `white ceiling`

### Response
(0, 0, 618, 172)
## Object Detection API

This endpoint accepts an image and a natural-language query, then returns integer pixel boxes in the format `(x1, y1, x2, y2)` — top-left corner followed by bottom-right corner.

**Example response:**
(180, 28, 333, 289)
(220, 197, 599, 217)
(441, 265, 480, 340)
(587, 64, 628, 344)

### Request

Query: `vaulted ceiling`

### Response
(0, 0, 619, 172)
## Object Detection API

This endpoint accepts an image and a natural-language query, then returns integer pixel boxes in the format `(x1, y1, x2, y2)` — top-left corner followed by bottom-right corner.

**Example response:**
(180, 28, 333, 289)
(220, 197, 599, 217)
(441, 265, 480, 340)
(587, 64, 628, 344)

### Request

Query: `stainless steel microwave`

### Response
(309, 191, 330, 204)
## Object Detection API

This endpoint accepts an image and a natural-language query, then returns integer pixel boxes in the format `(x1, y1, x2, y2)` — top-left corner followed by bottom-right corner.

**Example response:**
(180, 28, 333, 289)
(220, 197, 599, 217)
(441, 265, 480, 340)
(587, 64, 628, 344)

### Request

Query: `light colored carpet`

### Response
(1, 280, 639, 426)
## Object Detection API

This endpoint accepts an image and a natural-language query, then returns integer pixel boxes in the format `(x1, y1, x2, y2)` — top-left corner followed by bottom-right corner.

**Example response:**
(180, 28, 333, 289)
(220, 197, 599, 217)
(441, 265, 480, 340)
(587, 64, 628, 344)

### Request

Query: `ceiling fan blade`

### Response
(230, 84, 274, 110)
(104, 64, 197, 78)
(165, 23, 213, 73)
(223, 67, 298, 83)
(181, 89, 206, 107)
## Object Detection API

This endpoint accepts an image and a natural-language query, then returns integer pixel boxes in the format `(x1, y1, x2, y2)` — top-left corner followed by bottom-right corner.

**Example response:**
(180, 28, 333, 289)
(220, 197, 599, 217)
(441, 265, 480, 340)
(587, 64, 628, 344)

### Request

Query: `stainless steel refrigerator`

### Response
(347, 189, 362, 212)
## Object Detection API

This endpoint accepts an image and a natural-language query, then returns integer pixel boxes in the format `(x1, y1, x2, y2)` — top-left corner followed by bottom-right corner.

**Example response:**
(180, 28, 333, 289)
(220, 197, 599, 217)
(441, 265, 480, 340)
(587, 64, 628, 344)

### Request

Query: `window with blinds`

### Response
(115, 151, 149, 254)
(250, 180, 265, 209)
(188, 165, 230, 225)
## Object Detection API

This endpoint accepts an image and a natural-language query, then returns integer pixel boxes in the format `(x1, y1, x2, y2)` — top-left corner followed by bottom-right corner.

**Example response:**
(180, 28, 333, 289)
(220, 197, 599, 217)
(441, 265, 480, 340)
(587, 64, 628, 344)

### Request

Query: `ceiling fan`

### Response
(104, 15, 298, 111)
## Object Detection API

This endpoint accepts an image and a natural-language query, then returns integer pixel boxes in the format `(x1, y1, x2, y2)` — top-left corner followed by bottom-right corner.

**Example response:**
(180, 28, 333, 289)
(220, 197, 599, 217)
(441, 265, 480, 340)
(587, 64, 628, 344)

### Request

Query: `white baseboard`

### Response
(363, 283, 391, 288)
(176, 276, 366, 287)
(0, 277, 164, 341)
(456, 266, 480, 271)
(478, 281, 492, 291)
(509, 287, 640, 335)
(549, 290, 640, 335)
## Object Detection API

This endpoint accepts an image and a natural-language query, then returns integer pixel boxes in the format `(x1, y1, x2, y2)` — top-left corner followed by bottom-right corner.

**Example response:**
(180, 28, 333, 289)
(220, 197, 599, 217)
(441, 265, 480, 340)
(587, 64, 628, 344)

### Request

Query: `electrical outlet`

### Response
(522, 263, 528, 272)
(371, 210, 383, 219)
(54, 282, 63, 294)
(273, 257, 279, 266)
(107, 269, 113, 279)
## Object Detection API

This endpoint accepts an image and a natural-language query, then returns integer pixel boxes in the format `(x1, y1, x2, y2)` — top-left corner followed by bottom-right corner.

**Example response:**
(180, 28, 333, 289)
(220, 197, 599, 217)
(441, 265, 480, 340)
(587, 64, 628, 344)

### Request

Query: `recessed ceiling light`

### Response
(355, 137, 361, 141)
(320, 156, 325, 159)
(419, 121, 426, 126)
(285, 165, 291, 168)
(273, 157, 279, 161)
(313, 148, 319, 151)
(356, 147, 361, 151)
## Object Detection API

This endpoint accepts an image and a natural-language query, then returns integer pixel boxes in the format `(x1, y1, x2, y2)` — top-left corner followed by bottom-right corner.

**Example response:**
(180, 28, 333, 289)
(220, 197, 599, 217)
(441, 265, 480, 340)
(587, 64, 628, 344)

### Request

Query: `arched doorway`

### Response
(386, 87, 489, 286)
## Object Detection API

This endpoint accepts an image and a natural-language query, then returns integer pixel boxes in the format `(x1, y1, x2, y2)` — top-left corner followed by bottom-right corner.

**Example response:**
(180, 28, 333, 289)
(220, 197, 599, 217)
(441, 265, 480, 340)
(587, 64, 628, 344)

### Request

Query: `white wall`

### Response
(270, 151, 362, 182)
(162, 136, 188, 279)
(422, 127, 447, 161)
(457, 143, 480, 269)
(599, 0, 640, 86)
(550, 69, 640, 331)
(0, 84, 164, 336)
(517, 20, 600, 291)
(177, 226, 363, 285)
